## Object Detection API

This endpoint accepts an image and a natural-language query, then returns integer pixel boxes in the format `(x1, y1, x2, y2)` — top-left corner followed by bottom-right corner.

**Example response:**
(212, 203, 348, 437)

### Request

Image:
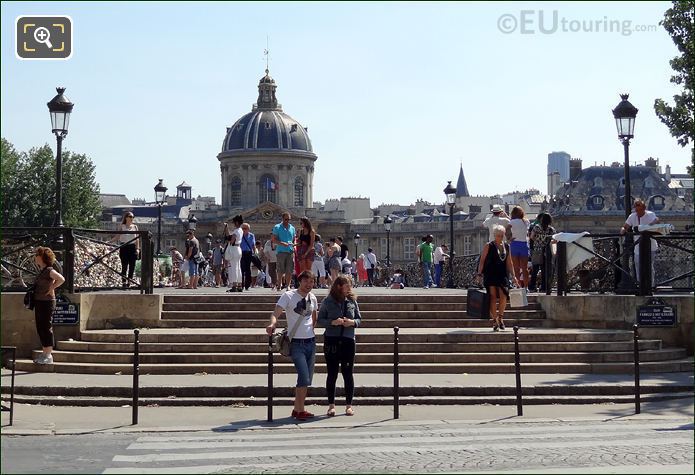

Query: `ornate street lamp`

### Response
(443, 181, 457, 288)
(47, 87, 74, 228)
(383, 216, 393, 267)
(612, 94, 638, 292)
(353, 233, 360, 260)
(154, 179, 168, 255)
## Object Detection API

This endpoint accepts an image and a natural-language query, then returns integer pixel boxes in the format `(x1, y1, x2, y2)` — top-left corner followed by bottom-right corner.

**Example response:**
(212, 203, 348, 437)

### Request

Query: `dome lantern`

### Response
(256, 69, 280, 111)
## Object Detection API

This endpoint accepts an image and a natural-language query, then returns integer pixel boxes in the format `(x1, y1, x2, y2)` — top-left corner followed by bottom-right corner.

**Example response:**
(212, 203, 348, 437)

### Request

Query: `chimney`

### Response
(569, 158, 583, 181)
(665, 164, 672, 181)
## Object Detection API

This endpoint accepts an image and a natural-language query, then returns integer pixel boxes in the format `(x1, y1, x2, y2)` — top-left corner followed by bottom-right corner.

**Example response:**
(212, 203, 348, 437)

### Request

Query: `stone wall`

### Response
(1, 293, 162, 358)
(536, 294, 694, 355)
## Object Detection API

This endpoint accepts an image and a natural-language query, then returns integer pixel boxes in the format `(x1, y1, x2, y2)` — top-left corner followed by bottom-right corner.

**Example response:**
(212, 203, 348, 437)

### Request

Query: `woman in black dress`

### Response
(477, 225, 518, 331)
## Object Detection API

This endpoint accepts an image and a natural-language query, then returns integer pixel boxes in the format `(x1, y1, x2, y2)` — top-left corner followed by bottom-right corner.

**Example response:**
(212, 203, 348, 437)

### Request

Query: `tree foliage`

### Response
(653, 0, 695, 176)
(1, 138, 102, 228)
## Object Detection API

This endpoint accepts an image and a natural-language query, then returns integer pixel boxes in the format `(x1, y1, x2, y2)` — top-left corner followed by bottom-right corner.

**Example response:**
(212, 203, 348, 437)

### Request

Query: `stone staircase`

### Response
(15, 293, 692, 375)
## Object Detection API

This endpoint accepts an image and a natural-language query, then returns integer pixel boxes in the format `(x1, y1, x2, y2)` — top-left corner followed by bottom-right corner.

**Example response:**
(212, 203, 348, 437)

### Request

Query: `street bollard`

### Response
(393, 326, 400, 420)
(132, 329, 140, 425)
(513, 326, 523, 417)
(267, 334, 274, 422)
(633, 324, 641, 414)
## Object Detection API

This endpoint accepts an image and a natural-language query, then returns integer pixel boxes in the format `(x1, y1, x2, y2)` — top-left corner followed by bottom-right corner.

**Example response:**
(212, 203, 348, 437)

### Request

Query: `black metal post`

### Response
(513, 326, 523, 416)
(544, 242, 552, 295)
(556, 241, 567, 296)
(393, 326, 400, 419)
(618, 138, 636, 294)
(633, 324, 641, 414)
(63, 228, 75, 293)
(54, 134, 64, 228)
(157, 203, 162, 256)
(386, 230, 391, 268)
(132, 329, 140, 425)
(639, 233, 653, 296)
(267, 334, 274, 422)
(447, 203, 455, 288)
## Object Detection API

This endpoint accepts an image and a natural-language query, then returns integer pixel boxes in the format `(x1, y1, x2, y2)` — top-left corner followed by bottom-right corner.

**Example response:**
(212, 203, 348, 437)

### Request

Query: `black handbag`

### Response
(24, 289, 35, 310)
(466, 286, 489, 319)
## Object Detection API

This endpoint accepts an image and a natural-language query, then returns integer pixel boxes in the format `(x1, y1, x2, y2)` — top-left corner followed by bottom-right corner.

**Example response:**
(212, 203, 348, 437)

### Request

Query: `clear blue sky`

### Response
(1, 1, 689, 207)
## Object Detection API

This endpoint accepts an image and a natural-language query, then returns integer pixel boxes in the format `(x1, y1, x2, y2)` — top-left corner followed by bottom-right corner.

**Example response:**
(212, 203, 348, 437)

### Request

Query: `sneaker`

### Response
(493, 325, 499, 332)
(499, 322, 506, 331)
(291, 409, 299, 418)
(34, 354, 53, 364)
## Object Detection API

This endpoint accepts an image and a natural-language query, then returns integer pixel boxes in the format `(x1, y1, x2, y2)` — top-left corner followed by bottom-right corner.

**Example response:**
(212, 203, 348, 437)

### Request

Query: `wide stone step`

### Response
(159, 310, 546, 320)
(15, 358, 695, 374)
(56, 340, 663, 354)
(77, 330, 639, 344)
(36, 349, 687, 365)
(162, 295, 492, 304)
(156, 318, 548, 328)
(160, 302, 544, 312)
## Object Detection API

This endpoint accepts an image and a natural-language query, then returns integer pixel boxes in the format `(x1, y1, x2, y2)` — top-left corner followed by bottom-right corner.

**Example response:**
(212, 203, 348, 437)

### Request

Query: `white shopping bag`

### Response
(509, 288, 528, 308)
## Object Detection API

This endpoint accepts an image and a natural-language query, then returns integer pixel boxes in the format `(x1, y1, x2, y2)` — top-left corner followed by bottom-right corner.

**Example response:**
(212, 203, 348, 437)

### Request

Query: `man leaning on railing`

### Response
(620, 199, 659, 287)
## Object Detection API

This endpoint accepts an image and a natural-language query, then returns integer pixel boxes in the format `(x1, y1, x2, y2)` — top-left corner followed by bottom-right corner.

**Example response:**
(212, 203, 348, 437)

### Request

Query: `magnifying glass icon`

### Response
(33, 27, 53, 49)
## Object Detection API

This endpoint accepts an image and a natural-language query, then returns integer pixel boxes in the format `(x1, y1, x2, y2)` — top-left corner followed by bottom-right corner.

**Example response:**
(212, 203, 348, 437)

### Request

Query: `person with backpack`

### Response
(240, 223, 257, 291)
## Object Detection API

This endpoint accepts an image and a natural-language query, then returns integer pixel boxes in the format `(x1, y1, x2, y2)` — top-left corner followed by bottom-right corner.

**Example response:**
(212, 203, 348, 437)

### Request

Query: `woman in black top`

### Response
(32, 246, 65, 365)
(296, 217, 315, 274)
(477, 225, 517, 331)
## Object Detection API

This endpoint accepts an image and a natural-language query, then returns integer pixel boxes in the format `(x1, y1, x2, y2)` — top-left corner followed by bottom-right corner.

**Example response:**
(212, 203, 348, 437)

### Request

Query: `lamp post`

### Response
(383, 216, 392, 267)
(443, 181, 457, 288)
(353, 233, 360, 260)
(154, 179, 167, 255)
(612, 94, 638, 292)
(47, 87, 74, 228)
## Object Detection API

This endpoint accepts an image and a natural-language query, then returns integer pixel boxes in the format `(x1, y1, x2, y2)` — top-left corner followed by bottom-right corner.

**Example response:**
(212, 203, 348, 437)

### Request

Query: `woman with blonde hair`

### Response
(506, 206, 530, 288)
(317, 275, 362, 417)
(477, 225, 518, 331)
(32, 247, 65, 364)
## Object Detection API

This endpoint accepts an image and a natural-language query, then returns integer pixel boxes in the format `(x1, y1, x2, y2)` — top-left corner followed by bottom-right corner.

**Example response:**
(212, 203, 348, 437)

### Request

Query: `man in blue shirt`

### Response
(240, 223, 256, 290)
(272, 212, 296, 290)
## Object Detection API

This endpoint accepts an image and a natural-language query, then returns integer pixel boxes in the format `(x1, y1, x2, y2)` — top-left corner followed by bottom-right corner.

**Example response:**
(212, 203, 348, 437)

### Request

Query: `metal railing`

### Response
(1, 227, 154, 294)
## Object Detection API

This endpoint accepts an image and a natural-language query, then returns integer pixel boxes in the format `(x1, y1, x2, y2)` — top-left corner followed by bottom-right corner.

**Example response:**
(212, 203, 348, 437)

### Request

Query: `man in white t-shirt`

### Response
(266, 270, 318, 420)
(621, 199, 659, 286)
(483, 204, 511, 242)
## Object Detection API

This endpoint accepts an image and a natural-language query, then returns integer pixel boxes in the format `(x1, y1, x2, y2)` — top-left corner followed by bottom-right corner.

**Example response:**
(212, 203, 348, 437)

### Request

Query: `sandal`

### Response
(345, 407, 354, 416)
(327, 407, 336, 417)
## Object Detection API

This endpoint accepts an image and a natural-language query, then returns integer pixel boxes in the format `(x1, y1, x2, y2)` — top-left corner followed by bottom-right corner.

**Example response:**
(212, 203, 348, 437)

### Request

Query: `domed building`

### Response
(218, 70, 317, 211)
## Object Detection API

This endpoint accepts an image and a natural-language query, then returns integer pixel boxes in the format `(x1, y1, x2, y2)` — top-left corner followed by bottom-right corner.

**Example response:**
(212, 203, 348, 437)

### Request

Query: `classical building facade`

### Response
(217, 70, 317, 212)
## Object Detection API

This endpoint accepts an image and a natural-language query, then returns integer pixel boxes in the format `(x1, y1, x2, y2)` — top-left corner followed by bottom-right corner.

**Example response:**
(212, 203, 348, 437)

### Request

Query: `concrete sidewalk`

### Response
(2, 398, 693, 436)
(2, 369, 693, 388)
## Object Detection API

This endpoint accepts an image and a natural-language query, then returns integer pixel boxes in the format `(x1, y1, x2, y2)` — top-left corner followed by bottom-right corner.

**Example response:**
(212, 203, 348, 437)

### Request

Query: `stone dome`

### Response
(221, 70, 313, 153)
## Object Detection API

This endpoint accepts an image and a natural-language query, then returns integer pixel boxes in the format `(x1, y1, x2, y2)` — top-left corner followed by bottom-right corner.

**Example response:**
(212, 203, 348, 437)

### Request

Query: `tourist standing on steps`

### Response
(32, 246, 65, 365)
(266, 270, 318, 420)
(417, 235, 435, 288)
(507, 206, 530, 288)
(112, 211, 139, 289)
(184, 229, 202, 289)
(317, 275, 361, 417)
(272, 212, 296, 290)
(433, 243, 449, 288)
(240, 223, 256, 291)
(311, 234, 327, 288)
(296, 217, 316, 274)
(264, 233, 278, 289)
(224, 215, 244, 292)
(477, 225, 517, 332)
(483, 204, 510, 242)
(529, 213, 556, 293)
(365, 248, 377, 287)
(211, 239, 223, 287)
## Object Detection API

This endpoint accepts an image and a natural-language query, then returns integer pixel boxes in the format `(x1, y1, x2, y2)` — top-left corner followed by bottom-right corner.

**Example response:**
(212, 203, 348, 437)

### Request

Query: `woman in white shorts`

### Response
(311, 234, 327, 288)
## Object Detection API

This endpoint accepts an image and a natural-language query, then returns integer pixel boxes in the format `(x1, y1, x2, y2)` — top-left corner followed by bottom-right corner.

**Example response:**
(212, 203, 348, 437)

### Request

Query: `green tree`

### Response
(0, 138, 102, 228)
(653, 0, 695, 177)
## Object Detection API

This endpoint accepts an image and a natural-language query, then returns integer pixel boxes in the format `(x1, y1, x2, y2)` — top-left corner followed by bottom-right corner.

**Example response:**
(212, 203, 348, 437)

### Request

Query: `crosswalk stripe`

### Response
(132, 421, 687, 444)
(103, 462, 303, 474)
(126, 428, 680, 451)
(112, 437, 692, 463)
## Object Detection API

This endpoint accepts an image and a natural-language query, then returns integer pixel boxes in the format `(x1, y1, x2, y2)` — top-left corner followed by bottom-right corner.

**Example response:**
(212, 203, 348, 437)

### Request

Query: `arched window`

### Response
(230, 176, 241, 207)
(259, 174, 277, 204)
(294, 177, 304, 207)
(648, 195, 666, 211)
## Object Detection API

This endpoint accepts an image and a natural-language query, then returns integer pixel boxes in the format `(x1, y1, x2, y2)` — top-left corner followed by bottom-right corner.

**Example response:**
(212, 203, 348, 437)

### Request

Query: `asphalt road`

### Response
(2, 418, 693, 474)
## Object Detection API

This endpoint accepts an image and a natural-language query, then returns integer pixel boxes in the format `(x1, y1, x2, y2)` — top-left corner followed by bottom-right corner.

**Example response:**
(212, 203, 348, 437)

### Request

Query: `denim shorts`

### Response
(510, 240, 529, 258)
(290, 337, 316, 387)
(188, 260, 199, 276)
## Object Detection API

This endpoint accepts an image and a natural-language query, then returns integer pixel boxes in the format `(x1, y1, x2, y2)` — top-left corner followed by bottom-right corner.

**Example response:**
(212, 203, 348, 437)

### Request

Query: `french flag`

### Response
(266, 178, 278, 191)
